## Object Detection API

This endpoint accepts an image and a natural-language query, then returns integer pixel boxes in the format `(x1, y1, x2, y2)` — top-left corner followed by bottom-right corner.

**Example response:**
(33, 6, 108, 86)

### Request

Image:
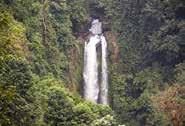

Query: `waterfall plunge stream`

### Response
(83, 19, 108, 104)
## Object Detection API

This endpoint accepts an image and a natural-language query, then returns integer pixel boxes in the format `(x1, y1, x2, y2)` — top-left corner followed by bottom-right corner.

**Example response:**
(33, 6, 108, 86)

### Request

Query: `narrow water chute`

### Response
(100, 35, 108, 104)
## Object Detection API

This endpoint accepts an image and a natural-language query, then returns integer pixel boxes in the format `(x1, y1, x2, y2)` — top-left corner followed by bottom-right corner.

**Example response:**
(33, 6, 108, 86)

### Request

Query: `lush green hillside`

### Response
(92, 0, 185, 125)
(0, 0, 185, 126)
(0, 0, 119, 125)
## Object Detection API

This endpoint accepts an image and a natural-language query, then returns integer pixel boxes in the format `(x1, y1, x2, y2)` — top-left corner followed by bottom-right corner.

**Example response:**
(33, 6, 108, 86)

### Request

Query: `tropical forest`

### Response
(0, 0, 185, 126)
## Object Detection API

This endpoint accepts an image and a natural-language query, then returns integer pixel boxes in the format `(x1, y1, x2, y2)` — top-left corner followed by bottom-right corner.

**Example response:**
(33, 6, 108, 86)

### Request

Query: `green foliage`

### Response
(45, 89, 116, 126)
(110, 65, 167, 125)
(151, 85, 185, 126)
(0, 85, 16, 125)
(0, 0, 87, 84)
(0, 55, 35, 126)
(91, 115, 118, 126)
(175, 62, 185, 84)
(45, 90, 75, 126)
(0, 0, 122, 126)
(1, 0, 185, 125)
(0, 56, 32, 96)
(0, 6, 36, 125)
(29, 75, 117, 126)
(96, 0, 185, 125)
(0, 11, 28, 58)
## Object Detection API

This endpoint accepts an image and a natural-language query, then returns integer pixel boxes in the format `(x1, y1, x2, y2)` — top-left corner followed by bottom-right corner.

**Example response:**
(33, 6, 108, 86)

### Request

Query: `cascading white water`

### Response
(83, 36, 100, 102)
(83, 19, 108, 104)
(100, 35, 108, 104)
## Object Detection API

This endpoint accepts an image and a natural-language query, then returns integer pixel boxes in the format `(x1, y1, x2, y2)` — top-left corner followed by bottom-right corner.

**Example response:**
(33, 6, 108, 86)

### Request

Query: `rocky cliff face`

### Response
(105, 32, 120, 63)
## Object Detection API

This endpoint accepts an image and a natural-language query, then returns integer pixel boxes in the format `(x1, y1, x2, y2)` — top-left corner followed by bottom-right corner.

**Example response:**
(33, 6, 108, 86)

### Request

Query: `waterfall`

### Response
(100, 36, 109, 104)
(83, 19, 108, 104)
(83, 36, 100, 102)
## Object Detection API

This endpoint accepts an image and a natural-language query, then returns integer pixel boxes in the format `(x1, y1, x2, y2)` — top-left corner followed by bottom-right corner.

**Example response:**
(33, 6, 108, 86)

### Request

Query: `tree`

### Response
(151, 85, 185, 126)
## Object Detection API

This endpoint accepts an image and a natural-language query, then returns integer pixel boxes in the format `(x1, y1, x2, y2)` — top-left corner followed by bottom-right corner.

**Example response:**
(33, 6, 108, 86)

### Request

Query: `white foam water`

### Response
(83, 19, 108, 104)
